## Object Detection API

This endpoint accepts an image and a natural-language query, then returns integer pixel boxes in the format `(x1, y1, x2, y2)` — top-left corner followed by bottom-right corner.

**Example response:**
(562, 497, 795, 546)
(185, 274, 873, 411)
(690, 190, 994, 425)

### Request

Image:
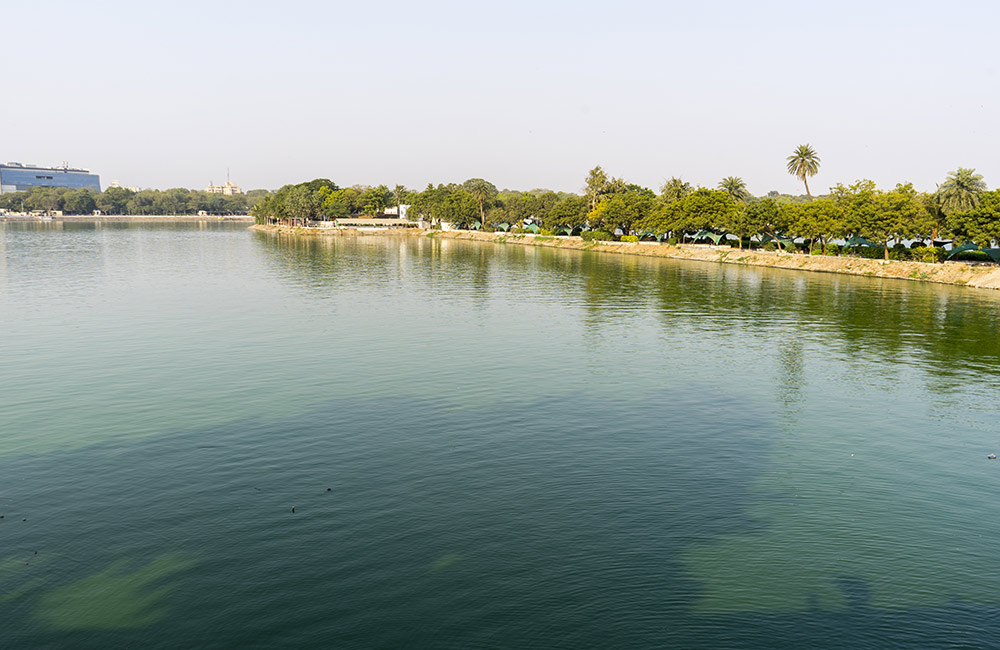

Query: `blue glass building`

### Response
(0, 163, 101, 193)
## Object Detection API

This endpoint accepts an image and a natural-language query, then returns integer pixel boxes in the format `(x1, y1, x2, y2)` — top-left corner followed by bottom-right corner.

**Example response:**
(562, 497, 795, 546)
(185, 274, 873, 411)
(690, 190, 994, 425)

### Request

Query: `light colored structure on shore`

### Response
(206, 180, 242, 195)
(327, 218, 419, 229)
(108, 180, 140, 192)
(383, 204, 410, 219)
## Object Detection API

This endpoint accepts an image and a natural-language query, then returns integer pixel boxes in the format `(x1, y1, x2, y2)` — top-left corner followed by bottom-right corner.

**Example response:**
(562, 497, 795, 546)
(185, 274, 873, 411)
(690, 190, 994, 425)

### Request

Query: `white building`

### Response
(108, 180, 140, 192)
(206, 180, 243, 195)
(383, 204, 410, 219)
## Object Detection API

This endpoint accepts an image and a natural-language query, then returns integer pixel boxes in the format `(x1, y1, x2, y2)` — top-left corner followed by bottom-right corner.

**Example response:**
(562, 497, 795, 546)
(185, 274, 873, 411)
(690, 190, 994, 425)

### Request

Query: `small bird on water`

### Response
(291, 507, 295, 513)
(989, 453, 997, 460)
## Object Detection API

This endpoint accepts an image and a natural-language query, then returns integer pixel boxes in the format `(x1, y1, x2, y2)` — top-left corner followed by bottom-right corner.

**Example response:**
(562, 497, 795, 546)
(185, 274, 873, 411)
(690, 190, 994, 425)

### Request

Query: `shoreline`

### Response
(250, 224, 1000, 291)
(1, 215, 252, 222)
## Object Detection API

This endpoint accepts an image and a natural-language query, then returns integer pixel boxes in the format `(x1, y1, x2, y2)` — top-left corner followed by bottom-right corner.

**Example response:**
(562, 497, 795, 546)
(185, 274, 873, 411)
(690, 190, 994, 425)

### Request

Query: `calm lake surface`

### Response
(2, 221, 1000, 648)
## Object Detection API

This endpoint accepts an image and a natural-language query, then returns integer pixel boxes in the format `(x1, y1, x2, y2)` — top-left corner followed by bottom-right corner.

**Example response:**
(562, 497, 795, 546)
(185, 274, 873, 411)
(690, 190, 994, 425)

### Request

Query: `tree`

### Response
(718, 176, 750, 203)
(833, 179, 917, 259)
(634, 202, 681, 238)
(285, 185, 324, 223)
(585, 166, 609, 211)
(587, 187, 656, 234)
(62, 189, 97, 215)
(678, 189, 738, 236)
(549, 195, 589, 231)
(786, 144, 821, 200)
(947, 189, 1000, 249)
(393, 184, 409, 217)
(745, 198, 792, 248)
(726, 203, 755, 248)
(439, 189, 479, 228)
(790, 199, 844, 249)
(320, 188, 351, 219)
(936, 167, 987, 217)
(920, 193, 948, 243)
(463, 178, 498, 226)
(361, 184, 392, 217)
(659, 177, 692, 204)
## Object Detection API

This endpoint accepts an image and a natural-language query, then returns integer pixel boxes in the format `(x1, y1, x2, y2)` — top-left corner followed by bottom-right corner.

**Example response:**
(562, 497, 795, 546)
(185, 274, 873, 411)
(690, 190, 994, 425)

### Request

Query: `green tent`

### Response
(842, 235, 879, 248)
(693, 229, 729, 245)
(946, 242, 1000, 262)
(761, 233, 796, 249)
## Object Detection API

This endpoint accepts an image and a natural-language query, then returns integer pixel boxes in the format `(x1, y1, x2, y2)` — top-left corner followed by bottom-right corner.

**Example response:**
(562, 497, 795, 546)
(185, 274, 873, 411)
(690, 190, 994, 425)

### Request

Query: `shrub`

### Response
(851, 246, 884, 259)
(762, 241, 778, 251)
(953, 250, 993, 262)
(666, 237, 679, 245)
(824, 243, 841, 256)
(581, 230, 613, 241)
(810, 247, 824, 255)
(889, 243, 911, 261)
(510, 227, 525, 234)
(539, 228, 555, 236)
(910, 241, 926, 249)
(912, 246, 947, 263)
(621, 235, 639, 242)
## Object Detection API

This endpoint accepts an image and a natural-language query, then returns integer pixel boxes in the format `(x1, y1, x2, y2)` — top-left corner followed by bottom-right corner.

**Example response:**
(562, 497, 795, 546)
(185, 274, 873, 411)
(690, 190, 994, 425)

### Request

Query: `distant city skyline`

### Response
(5, 0, 998, 195)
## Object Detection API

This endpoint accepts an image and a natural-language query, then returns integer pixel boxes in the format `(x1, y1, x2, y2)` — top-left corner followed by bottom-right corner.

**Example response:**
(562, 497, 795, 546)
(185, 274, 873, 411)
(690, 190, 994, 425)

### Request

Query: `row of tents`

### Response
(468, 222, 1000, 261)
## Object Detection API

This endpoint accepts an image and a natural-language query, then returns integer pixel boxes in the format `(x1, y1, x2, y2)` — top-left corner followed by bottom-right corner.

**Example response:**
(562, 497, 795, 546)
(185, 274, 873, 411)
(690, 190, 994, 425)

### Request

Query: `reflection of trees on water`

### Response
(256, 233, 1000, 383)
(778, 338, 804, 413)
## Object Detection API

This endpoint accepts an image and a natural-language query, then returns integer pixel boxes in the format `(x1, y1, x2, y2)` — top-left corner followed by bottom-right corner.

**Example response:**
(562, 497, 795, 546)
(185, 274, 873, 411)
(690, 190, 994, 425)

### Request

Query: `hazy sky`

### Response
(5, 0, 998, 195)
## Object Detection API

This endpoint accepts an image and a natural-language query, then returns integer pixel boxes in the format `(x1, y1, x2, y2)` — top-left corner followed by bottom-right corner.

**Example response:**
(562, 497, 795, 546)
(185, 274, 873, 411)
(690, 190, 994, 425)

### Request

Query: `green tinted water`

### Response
(1, 222, 999, 648)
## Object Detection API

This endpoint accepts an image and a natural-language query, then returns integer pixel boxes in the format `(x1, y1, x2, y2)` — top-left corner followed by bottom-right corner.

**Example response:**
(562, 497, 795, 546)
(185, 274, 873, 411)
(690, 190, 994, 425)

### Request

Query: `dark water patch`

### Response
(2, 390, 997, 648)
(0, 390, 772, 649)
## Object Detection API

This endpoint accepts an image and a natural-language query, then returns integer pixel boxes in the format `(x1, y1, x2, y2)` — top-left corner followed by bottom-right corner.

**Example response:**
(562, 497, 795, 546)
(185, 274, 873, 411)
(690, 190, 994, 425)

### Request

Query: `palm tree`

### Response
(718, 176, 750, 203)
(786, 144, 821, 200)
(393, 184, 407, 217)
(585, 166, 609, 211)
(936, 167, 986, 216)
(463, 178, 497, 227)
(659, 177, 692, 204)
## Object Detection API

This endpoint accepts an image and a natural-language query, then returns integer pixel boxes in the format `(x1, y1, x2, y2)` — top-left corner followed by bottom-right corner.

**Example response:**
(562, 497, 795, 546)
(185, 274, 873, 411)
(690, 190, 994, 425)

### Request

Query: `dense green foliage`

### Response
(0, 185, 261, 215)
(248, 162, 1000, 263)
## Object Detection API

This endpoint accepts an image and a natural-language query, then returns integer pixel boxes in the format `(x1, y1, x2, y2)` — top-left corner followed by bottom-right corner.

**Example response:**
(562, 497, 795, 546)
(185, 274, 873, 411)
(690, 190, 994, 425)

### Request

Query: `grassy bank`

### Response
(250, 225, 1000, 291)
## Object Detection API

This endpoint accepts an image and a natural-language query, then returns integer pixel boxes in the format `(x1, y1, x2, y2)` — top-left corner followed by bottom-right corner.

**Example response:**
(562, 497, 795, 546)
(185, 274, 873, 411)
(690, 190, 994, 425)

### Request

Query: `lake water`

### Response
(2, 221, 1000, 648)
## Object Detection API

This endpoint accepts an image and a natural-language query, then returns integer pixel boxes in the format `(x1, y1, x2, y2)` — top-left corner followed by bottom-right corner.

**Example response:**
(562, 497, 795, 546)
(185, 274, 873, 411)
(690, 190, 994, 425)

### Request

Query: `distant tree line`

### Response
(0, 186, 269, 215)
(252, 149, 1000, 261)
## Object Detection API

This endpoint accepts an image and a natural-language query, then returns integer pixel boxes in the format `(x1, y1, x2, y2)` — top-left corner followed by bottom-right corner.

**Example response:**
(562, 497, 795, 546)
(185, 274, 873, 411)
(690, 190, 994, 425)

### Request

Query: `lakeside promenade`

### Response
(251, 224, 1000, 291)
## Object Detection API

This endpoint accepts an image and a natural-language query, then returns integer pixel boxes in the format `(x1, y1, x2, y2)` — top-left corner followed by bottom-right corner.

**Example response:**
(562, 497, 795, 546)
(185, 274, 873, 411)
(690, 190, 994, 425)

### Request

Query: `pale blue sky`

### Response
(4, 0, 998, 195)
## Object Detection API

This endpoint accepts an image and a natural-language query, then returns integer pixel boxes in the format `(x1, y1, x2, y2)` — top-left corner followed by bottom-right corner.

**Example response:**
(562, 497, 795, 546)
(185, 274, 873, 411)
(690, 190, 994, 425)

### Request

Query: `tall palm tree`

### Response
(718, 176, 750, 203)
(393, 184, 407, 216)
(786, 144, 821, 200)
(936, 167, 986, 216)
(464, 178, 497, 226)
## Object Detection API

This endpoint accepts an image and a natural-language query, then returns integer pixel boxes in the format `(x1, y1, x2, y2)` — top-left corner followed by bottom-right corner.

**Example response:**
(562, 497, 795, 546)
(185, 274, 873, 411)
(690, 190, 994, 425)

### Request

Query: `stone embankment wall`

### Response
(250, 225, 1000, 291)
